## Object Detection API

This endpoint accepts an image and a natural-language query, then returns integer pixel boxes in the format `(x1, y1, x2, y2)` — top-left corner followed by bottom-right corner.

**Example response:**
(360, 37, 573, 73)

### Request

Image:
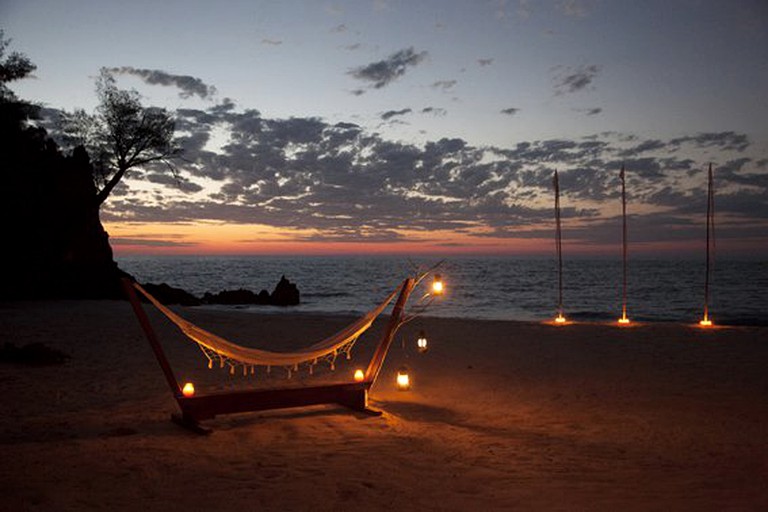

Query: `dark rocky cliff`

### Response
(0, 101, 125, 299)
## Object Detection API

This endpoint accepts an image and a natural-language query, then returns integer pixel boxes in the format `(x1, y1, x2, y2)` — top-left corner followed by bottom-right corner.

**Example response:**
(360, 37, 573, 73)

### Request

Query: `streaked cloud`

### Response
(553, 64, 601, 95)
(381, 108, 412, 120)
(422, 106, 447, 116)
(574, 107, 602, 116)
(349, 47, 428, 90)
(500, 107, 520, 116)
(431, 80, 457, 91)
(105, 67, 217, 99)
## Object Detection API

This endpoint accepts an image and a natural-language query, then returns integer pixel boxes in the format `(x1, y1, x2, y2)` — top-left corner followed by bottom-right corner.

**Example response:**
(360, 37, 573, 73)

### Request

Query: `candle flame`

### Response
(182, 382, 195, 397)
(354, 369, 365, 382)
(396, 370, 410, 391)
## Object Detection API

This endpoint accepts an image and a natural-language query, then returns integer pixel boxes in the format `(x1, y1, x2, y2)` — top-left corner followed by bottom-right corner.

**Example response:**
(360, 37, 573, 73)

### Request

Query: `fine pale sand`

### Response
(1, 300, 766, 511)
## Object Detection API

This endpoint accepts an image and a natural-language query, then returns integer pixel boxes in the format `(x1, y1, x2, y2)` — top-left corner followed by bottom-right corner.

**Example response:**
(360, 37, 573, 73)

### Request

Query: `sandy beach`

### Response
(1, 299, 766, 511)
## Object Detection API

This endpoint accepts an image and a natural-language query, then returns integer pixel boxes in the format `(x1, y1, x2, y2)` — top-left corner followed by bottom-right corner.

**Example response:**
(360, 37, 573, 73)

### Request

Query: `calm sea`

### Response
(115, 256, 768, 326)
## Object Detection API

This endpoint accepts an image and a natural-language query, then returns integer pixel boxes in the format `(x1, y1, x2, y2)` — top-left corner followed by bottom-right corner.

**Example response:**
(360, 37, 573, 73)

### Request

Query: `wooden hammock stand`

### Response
(122, 277, 415, 434)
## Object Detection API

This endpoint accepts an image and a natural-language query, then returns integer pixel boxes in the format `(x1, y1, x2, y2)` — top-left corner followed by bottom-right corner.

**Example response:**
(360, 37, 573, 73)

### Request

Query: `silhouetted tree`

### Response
(62, 68, 180, 206)
(0, 30, 36, 103)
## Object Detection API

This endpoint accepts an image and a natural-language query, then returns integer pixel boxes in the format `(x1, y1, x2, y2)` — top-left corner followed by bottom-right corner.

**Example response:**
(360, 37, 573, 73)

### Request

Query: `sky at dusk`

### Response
(3, 0, 767, 257)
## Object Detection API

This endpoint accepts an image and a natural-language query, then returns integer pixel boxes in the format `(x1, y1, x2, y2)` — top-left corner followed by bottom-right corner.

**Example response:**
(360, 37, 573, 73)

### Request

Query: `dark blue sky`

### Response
(3, 0, 767, 256)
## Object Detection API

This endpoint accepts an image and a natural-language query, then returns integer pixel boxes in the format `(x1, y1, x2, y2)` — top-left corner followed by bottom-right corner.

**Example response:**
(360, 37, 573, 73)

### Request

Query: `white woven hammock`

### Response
(134, 283, 400, 377)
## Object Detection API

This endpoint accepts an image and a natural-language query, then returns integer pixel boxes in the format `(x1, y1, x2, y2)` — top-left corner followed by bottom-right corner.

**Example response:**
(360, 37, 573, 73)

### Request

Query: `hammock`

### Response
(133, 282, 400, 376)
(122, 275, 426, 433)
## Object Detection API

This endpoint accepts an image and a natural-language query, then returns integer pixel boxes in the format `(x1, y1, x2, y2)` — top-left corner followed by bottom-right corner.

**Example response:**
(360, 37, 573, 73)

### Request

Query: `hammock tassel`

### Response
(309, 364, 314, 375)
(208, 359, 213, 369)
(287, 368, 292, 379)
(267, 365, 271, 374)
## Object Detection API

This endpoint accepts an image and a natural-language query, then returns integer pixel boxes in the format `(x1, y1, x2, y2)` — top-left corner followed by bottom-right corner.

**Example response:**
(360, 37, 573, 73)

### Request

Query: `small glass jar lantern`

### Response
(396, 366, 410, 391)
(182, 382, 195, 397)
(416, 330, 428, 353)
(354, 369, 365, 382)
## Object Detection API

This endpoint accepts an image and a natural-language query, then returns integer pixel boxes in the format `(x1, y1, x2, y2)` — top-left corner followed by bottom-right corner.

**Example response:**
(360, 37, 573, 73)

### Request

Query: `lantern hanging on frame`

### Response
(416, 330, 428, 353)
(432, 274, 444, 295)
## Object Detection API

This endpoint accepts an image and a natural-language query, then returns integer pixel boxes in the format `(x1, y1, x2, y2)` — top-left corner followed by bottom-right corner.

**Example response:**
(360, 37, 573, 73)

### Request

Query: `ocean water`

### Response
(115, 256, 768, 326)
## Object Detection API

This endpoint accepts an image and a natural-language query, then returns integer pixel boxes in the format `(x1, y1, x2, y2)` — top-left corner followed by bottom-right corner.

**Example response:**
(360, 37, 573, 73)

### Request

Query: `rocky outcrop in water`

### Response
(144, 276, 300, 306)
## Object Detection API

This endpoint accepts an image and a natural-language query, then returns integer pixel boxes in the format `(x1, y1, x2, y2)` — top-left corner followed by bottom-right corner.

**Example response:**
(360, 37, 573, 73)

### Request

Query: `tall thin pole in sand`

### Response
(700, 164, 715, 326)
(553, 170, 566, 323)
(618, 165, 630, 325)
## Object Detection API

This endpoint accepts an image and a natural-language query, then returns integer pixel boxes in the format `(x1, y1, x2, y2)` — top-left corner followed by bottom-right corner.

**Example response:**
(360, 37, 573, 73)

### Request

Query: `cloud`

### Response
(421, 107, 447, 116)
(51, 100, 759, 249)
(500, 107, 520, 116)
(431, 80, 457, 91)
(348, 47, 428, 89)
(261, 38, 283, 45)
(553, 64, 601, 95)
(381, 108, 412, 120)
(343, 43, 362, 51)
(111, 237, 197, 248)
(105, 67, 217, 99)
(331, 24, 347, 33)
(477, 58, 494, 67)
(669, 132, 750, 152)
(574, 107, 602, 116)
(144, 173, 204, 193)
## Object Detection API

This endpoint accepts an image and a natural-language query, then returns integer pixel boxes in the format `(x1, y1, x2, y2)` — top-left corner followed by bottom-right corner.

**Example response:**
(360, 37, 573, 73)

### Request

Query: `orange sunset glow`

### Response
(104, 221, 559, 256)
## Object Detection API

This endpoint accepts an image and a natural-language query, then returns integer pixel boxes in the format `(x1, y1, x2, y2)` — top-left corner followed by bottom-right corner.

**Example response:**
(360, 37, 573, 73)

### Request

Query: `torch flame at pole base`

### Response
(554, 314, 567, 324)
(618, 316, 631, 325)
(699, 318, 713, 327)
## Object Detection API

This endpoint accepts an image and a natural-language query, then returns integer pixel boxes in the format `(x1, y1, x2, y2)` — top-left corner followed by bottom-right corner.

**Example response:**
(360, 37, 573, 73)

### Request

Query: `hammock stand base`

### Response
(171, 381, 380, 435)
(122, 277, 414, 434)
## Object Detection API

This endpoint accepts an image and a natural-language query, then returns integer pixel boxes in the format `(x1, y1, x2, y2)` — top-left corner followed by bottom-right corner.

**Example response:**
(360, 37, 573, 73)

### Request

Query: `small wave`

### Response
(303, 292, 353, 298)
